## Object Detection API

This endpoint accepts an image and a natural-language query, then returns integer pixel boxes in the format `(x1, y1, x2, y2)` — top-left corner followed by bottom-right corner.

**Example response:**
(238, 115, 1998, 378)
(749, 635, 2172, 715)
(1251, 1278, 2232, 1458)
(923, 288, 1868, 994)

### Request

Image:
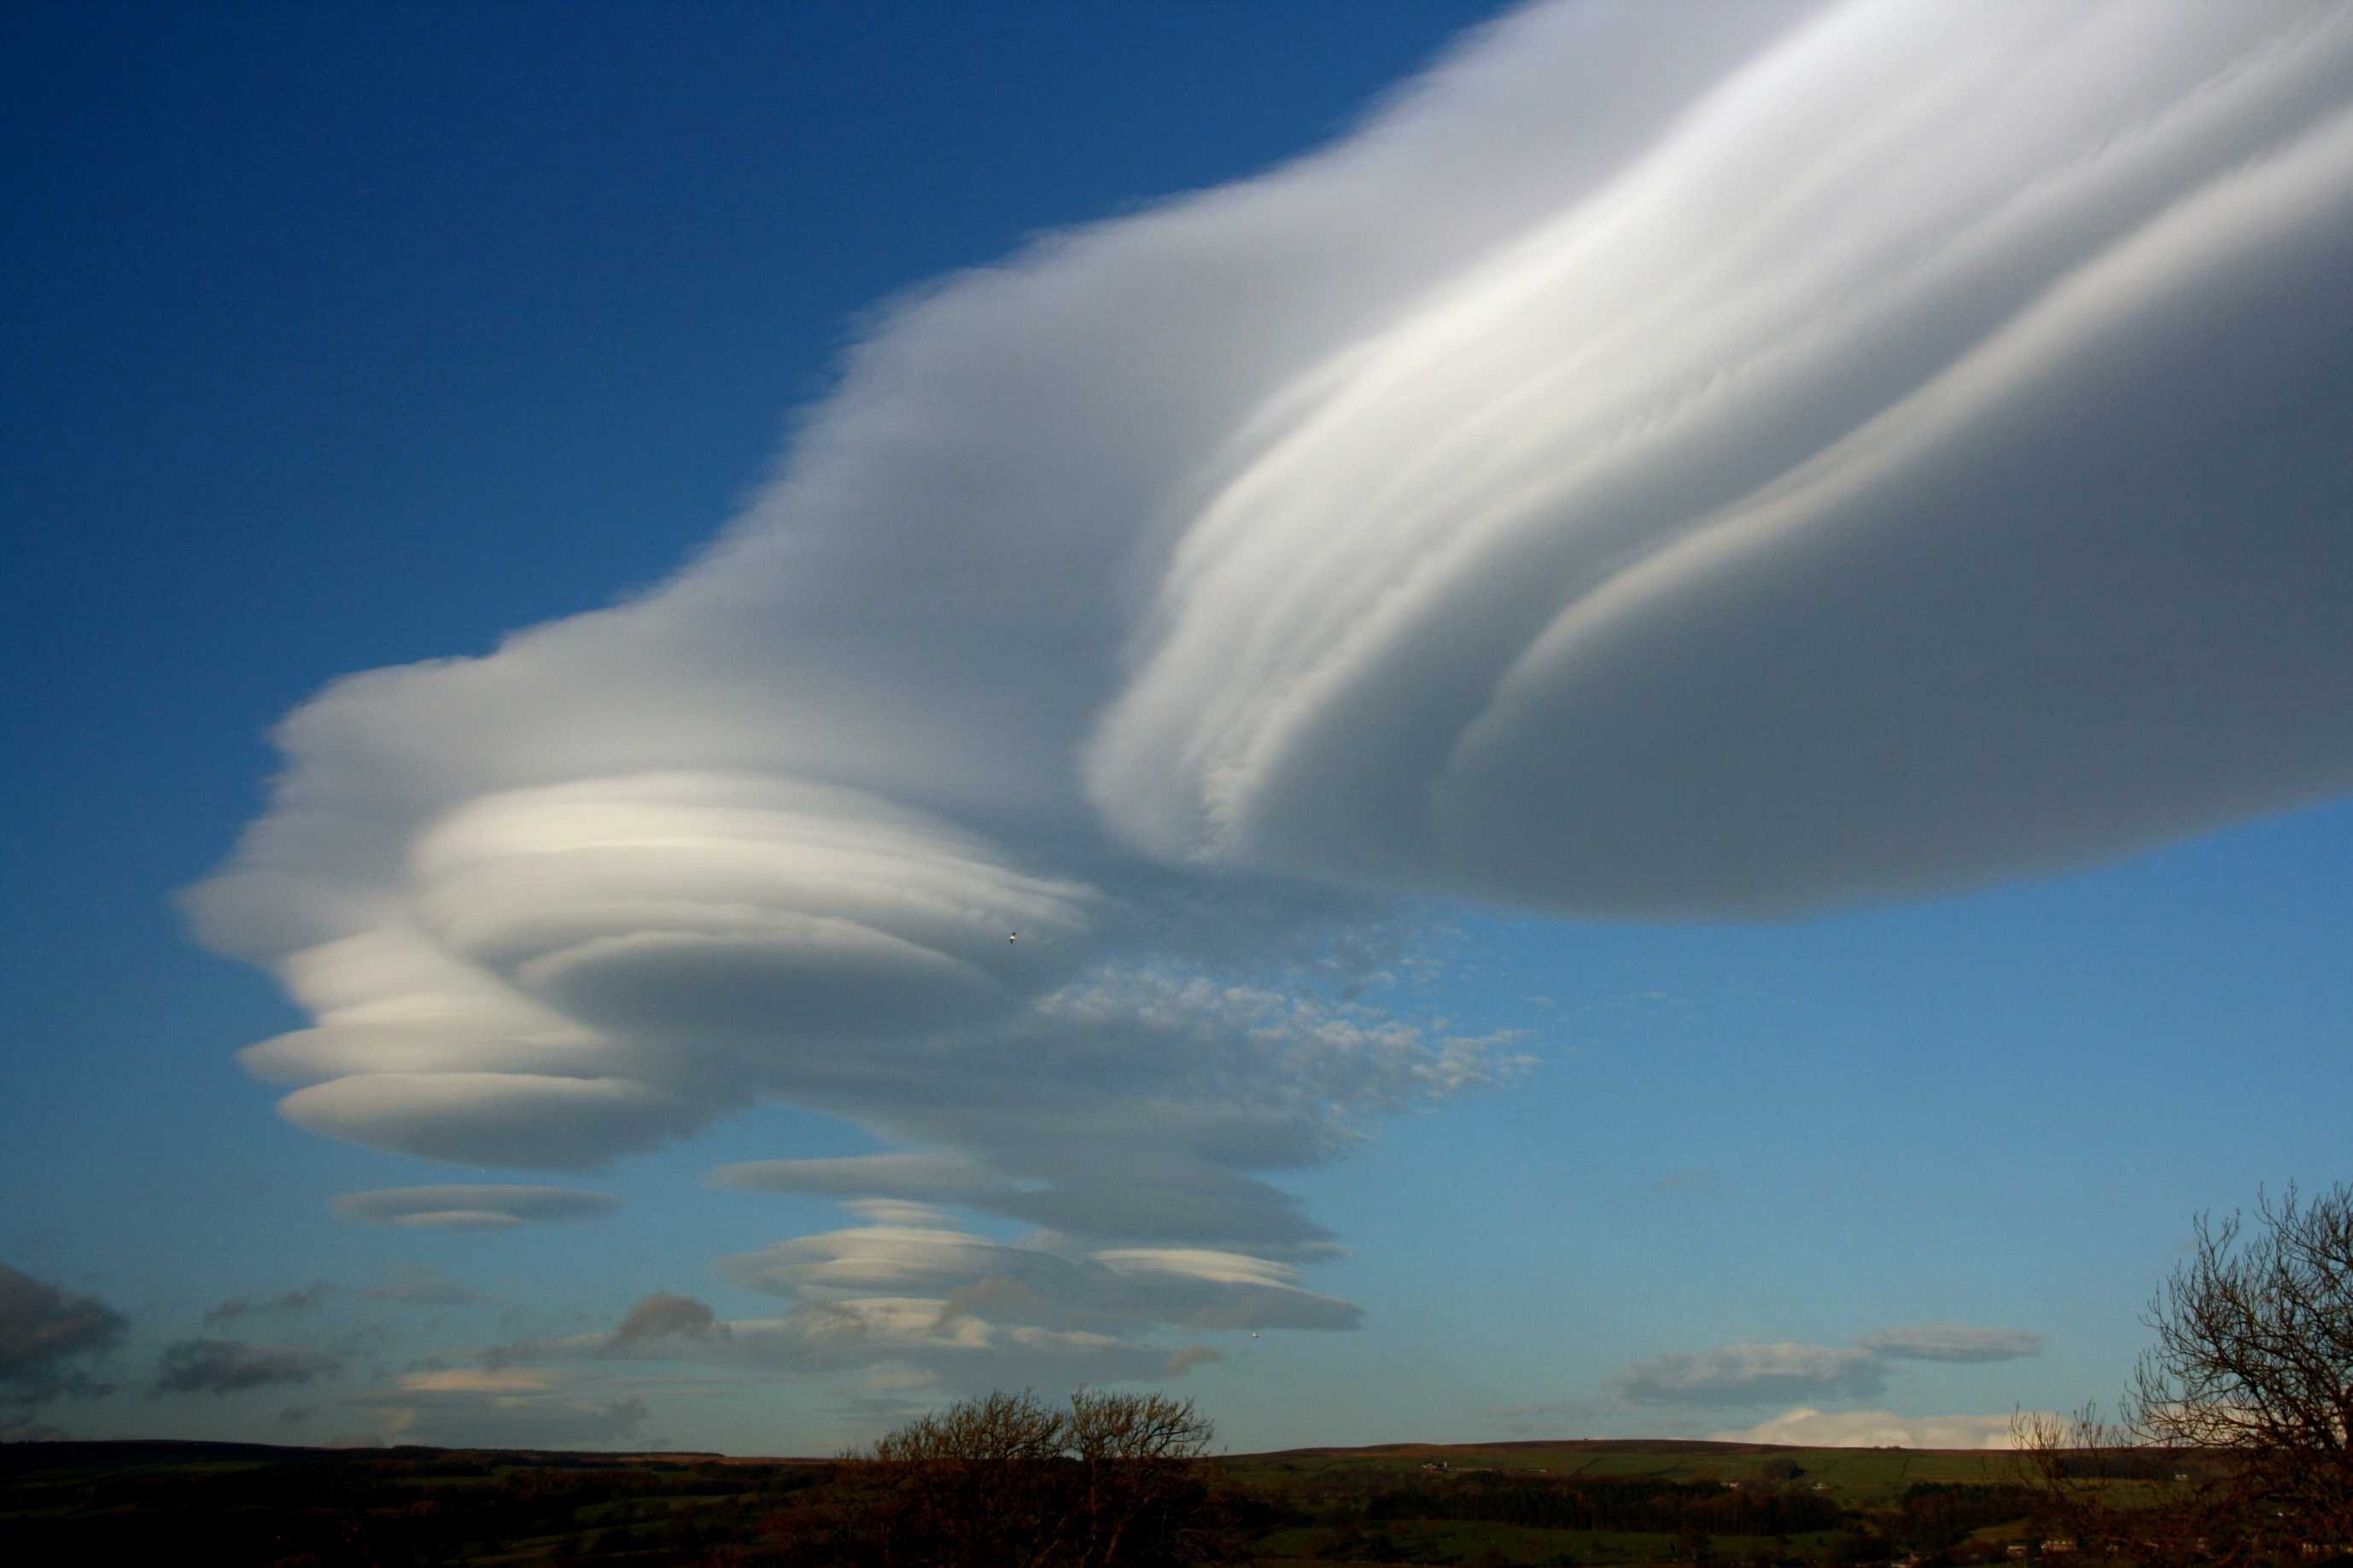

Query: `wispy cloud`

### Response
(359, 1265, 489, 1308)
(1857, 1324, 2044, 1363)
(184, 0, 2353, 1352)
(204, 1281, 335, 1325)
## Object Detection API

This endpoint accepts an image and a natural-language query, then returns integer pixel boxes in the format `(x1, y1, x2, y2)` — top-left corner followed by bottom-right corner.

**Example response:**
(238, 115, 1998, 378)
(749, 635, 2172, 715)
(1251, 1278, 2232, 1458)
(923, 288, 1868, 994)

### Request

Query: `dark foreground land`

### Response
(0, 1434, 2230, 1567)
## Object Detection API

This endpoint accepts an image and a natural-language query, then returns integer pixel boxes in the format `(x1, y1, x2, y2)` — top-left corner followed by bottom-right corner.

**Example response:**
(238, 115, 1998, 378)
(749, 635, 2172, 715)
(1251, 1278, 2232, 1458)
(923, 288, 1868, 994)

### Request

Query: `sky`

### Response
(4, 0, 2351, 1458)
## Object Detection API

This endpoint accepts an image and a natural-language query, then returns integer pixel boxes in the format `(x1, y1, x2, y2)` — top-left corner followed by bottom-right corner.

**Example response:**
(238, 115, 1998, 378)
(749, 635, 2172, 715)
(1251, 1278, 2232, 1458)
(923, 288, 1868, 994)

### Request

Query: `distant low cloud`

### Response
(1712, 1407, 2029, 1450)
(185, 0, 2353, 1345)
(1857, 1324, 2044, 1363)
(358, 1366, 650, 1449)
(205, 1281, 335, 1324)
(332, 1186, 621, 1230)
(0, 1262, 127, 1417)
(152, 1339, 342, 1396)
(1608, 1342, 1884, 1408)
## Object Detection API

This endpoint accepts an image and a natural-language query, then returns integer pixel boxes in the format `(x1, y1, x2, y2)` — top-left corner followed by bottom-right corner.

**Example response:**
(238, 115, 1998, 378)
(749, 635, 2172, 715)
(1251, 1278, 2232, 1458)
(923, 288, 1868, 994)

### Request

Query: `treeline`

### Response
(1888, 1483, 2039, 1554)
(1366, 1472, 1848, 1535)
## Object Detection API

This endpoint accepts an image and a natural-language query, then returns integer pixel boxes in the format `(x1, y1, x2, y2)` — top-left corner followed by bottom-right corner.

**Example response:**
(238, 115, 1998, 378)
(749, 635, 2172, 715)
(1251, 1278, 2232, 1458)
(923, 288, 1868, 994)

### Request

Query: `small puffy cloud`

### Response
(332, 1186, 621, 1230)
(609, 1292, 729, 1350)
(361, 1265, 488, 1308)
(1858, 1324, 2045, 1363)
(1608, 1342, 1885, 1407)
(1711, 1407, 2029, 1450)
(205, 1281, 335, 1324)
(152, 1339, 342, 1396)
(0, 1262, 127, 1411)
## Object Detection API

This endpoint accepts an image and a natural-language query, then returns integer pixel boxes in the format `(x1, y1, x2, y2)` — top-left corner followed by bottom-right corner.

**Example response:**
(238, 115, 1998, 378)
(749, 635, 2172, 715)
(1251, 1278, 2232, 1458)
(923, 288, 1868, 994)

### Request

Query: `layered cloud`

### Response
(187, 1, 2353, 1354)
(331, 1186, 622, 1230)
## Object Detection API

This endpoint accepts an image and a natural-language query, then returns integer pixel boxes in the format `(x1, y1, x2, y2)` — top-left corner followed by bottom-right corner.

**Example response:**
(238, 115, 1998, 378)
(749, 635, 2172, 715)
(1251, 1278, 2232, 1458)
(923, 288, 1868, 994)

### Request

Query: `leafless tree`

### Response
(2015, 1182, 2353, 1563)
(848, 1386, 1233, 1568)
(2128, 1182, 2353, 1548)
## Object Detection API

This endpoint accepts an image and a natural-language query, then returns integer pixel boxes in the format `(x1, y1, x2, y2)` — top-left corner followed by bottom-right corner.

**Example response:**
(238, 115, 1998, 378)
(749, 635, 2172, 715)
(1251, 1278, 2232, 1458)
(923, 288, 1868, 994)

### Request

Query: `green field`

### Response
(0, 1434, 2103, 1565)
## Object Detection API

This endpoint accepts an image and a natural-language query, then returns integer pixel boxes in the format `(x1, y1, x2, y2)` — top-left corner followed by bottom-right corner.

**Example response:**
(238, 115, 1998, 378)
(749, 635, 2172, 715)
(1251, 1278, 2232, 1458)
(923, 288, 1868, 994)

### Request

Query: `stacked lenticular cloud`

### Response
(190, 1, 2353, 1362)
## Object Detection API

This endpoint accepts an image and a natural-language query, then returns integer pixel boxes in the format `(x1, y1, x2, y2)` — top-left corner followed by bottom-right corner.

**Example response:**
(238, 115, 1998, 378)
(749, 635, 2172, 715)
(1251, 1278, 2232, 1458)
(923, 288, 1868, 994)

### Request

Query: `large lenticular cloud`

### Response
(190, 0, 2353, 1284)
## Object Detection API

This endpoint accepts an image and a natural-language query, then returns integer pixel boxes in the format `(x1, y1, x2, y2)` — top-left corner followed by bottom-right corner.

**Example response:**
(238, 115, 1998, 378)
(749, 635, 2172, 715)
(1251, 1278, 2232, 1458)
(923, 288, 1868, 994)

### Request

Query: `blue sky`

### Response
(6, 1, 2351, 1456)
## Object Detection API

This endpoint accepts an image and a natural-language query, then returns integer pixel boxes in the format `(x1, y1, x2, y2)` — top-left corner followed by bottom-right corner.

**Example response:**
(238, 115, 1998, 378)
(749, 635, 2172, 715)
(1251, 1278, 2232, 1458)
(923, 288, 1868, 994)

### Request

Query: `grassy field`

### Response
(0, 1434, 2070, 1565)
(1221, 1437, 2020, 1507)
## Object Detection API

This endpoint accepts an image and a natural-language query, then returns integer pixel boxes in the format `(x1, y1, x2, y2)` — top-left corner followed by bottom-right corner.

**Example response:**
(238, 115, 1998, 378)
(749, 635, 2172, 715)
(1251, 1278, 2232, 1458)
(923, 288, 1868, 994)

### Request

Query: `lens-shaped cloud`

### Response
(332, 1186, 622, 1230)
(188, 3, 2353, 1301)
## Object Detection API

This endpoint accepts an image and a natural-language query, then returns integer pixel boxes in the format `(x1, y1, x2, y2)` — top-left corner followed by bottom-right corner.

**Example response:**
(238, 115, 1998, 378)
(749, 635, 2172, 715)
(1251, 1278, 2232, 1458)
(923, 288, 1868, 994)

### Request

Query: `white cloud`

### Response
(187, 2, 2353, 1320)
(1711, 1406, 2030, 1450)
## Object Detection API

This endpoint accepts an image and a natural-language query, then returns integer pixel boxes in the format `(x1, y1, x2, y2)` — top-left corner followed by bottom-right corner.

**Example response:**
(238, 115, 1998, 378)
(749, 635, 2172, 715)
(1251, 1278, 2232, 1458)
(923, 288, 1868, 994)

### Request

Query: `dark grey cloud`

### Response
(360, 1264, 489, 1308)
(153, 1339, 342, 1396)
(0, 1261, 126, 1410)
(1165, 1345, 1225, 1377)
(1857, 1324, 2045, 1363)
(608, 1292, 729, 1350)
(331, 1186, 621, 1230)
(205, 1281, 335, 1324)
(1607, 1343, 1886, 1408)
